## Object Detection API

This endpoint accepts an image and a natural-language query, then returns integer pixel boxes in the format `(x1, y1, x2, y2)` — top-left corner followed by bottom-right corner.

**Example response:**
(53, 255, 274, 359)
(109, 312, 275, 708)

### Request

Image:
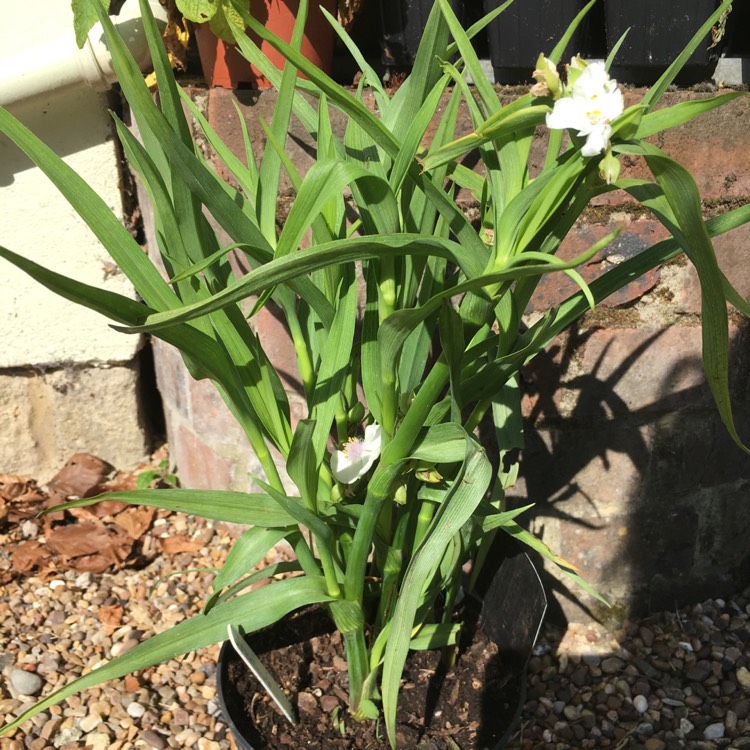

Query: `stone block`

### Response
(0, 361, 148, 482)
(0, 87, 140, 368)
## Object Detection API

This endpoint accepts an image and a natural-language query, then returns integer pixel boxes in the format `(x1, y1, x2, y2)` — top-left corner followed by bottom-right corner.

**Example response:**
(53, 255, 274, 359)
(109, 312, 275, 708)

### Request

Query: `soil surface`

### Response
(223, 608, 521, 750)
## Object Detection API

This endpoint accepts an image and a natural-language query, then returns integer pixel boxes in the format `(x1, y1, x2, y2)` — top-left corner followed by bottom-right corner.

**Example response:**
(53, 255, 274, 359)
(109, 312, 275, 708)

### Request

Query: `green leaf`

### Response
(46, 489, 299, 527)
(619, 143, 749, 454)
(113, 234, 484, 333)
(0, 108, 179, 314)
(209, 1, 244, 41)
(501, 522, 608, 605)
(382, 440, 492, 746)
(286, 419, 320, 510)
(421, 105, 550, 173)
(636, 93, 746, 140)
(409, 623, 460, 650)
(72, 0, 109, 49)
(175, 0, 219, 23)
(549, 0, 598, 64)
(0, 576, 332, 736)
(212, 527, 290, 593)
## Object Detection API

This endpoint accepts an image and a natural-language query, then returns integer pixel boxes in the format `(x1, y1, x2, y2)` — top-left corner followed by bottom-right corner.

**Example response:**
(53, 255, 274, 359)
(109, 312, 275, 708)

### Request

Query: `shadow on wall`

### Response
(505, 320, 750, 625)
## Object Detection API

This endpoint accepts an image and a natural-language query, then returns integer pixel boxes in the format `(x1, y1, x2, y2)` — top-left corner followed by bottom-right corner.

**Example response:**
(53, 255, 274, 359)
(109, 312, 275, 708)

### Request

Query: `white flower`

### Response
(546, 61, 624, 157)
(330, 423, 382, 485)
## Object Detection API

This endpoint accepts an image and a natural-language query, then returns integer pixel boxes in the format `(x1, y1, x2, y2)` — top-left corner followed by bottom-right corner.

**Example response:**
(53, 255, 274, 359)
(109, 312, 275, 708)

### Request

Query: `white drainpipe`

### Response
(0, 1, 168, 107)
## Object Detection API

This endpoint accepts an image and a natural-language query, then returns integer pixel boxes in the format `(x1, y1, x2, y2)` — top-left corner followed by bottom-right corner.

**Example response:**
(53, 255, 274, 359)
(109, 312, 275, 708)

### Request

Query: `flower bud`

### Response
(599, 150, 621, 185)
(531, 54, 563, 98)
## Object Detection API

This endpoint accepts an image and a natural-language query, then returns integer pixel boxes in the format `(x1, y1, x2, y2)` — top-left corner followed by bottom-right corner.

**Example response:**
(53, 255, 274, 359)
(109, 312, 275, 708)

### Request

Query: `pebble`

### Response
(139, 729, 167, 749)
(126, 701, 146, 718)
(737, 666, 750, 690)
(600, 656, 625, 674)
(703, 722, 725, 740)
(10, 669, 43, 696)
(634, 694, 649, 713)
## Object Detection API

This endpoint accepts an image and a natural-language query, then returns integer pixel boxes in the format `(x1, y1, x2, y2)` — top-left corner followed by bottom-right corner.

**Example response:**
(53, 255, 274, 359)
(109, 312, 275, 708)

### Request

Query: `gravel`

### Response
(1, 488, 748, 749)
(507, 587, 750, 750)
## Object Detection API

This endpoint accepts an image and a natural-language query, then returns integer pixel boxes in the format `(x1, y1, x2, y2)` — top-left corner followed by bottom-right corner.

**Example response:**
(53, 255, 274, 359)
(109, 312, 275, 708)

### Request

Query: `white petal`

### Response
(357, 451, 378, 476)
(330, 450, 366, 485)
(574, 61, 607, 97)
(601, 88, 625, 121)
(363, 423, 382, 454)
(546, 98, 589, 132)
(581, 125, 611, 157)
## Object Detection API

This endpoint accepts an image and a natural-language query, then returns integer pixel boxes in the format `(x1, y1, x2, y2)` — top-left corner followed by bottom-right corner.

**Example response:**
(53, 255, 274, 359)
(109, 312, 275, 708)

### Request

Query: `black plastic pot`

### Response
(484, 0, 596, 84)
(217, 538, 547, 750)
(379, 0, 466, 68)
(605, 0, 720, 85)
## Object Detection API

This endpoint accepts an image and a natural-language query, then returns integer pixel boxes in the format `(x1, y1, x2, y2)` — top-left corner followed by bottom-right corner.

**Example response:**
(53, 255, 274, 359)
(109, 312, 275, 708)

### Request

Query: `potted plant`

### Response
(604, 0, 721, 85)
(0, 0, 747, 748)
(180, 0, 339, 88)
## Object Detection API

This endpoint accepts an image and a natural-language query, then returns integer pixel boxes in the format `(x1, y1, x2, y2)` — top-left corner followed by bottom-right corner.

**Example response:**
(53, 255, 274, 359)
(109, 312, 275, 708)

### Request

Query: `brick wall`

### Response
(141, 85, 750, 624)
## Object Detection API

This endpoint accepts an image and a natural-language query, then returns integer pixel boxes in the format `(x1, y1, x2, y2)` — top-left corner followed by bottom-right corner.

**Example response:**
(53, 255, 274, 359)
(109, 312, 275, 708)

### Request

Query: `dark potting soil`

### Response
(223, 608, 522, 750)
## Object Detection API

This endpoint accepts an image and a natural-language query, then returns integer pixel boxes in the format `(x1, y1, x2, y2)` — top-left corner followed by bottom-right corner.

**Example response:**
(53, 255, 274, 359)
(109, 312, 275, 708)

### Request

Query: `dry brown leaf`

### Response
(46, 522, 134, 572)
(47, 453, 112, 499)
(104, 471, 139, 493)
(11, 540, 53, 573)
(70, 553, 122, 574)
(159, 535, 204, 554)
(112, 506, 155, 539)
(97, 604, 124, 634)
(0, 473, 34, 501)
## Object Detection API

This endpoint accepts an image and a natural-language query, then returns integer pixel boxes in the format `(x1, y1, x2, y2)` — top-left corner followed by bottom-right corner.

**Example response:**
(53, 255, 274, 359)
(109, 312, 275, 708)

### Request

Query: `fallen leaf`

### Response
(11, 541, 52, 573)
(112, 506, 155, 539)
(46, 522, 134, 572)
(97, 604, 124, 634)
(159, 535, 204, 554)
(0, 473, 35, 501)
(47, 453, 112, 499)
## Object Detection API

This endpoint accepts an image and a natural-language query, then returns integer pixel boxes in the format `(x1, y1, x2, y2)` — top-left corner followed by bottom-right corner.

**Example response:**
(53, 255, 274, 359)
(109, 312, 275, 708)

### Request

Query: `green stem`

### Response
(286, 306, 315, 402)
(463, 397, 491, 434)
(412, 498, 436, 553)
(379, 257, 398, 438)
(317, 542, 342, 599)
(230, 398, 285, 493)
(291, 532, 321, 578)
(382, 358, 450, 466)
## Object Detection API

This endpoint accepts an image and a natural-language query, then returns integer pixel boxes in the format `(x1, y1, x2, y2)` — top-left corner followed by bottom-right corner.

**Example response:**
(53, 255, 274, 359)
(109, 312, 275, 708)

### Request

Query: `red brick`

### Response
(508, 421, 650, 517)
(557, 514, 630, 587)
(253, 302, 302, 395)
(578, 325, 709, 414)
(152, 338, 190, 420)
(525, 218, 668, 313)
(189, 373, 235, 438)
(673, 222, 750, 315)
(172, 424, 236, 492)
